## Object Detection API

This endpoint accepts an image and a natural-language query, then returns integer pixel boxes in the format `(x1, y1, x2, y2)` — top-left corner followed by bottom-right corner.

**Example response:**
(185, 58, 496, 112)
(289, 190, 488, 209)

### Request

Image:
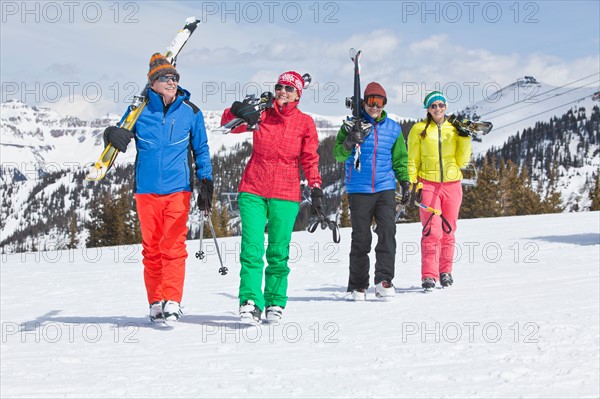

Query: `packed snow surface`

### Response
(1, 211, 599, 398)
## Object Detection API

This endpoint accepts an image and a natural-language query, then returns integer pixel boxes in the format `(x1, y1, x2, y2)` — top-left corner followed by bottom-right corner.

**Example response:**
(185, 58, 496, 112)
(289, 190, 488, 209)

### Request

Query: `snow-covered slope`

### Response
(0, 100, 124, 179)
(462, 76, 599, 156)
(1, 212, 599, 398)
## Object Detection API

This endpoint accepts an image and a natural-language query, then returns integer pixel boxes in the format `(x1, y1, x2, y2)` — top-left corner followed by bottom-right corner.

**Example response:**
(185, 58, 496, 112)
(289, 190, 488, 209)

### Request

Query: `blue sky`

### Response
(1, 0, 598, 119)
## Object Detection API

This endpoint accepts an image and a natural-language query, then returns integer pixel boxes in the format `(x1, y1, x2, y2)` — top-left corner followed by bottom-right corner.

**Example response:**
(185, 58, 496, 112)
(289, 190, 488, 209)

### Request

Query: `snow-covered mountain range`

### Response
(1, 76, 599, 252)
(463, 75, 599, 156)
(2, 76, 597, 179)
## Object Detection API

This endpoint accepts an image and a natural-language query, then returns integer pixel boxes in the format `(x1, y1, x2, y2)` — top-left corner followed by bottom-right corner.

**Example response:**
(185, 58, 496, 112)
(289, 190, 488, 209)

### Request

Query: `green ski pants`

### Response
(238, 192, 300, 311)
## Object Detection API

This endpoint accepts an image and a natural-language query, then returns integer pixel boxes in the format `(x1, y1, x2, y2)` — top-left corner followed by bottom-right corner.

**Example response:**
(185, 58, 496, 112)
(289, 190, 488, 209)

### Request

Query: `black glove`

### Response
(103, 126, 134, 152)
(342, 120, 372, 151)
(343, 135, 359, 151)
(230, 100, 261, 126)
(198, 178, 214, 211)
(456, 127, 472, 138)
(310, 187, 324, 216)
(399, 180, 411, 205)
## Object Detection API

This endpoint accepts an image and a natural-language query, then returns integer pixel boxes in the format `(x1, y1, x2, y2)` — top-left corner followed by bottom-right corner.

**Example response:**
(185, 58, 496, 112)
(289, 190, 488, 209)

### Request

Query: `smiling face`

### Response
(363, 95, 386, 119)
(364, 103, 383, 119)
(150, 74, 179, 104)
(275, 84, 299, 106)
(428, 101, 447, 124)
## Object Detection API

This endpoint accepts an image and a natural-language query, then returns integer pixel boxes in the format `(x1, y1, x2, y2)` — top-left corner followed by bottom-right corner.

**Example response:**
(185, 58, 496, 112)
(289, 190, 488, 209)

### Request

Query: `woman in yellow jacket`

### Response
(407, 91, 472, 290)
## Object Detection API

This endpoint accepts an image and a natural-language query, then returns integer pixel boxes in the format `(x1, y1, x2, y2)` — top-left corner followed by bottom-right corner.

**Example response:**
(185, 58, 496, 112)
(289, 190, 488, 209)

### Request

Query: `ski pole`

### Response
(195, 214, 205, 260)
(301, 185, 341, 243)
(206, 214, 228, 275)
(195, 212, 228, 275)
(410, 182, 452, 234)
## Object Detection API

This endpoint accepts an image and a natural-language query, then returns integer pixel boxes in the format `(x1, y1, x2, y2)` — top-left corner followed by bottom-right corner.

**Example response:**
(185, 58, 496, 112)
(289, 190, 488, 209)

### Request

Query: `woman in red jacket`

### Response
(221, 71, 323, 324)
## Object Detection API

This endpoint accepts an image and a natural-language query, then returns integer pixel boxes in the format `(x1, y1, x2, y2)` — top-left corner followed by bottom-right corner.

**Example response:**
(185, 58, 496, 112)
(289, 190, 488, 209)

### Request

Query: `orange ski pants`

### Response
(135, 192, 191, 304)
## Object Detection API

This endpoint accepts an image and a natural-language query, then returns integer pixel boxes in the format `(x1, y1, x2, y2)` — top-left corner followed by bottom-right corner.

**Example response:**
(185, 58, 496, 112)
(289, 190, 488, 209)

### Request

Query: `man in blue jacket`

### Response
(334, 82, 410, 301)
(104, 53, 213, 323)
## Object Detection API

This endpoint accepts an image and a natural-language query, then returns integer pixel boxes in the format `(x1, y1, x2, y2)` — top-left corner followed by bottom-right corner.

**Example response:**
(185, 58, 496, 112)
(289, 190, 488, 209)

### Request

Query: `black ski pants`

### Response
(347, 189, 396, 291)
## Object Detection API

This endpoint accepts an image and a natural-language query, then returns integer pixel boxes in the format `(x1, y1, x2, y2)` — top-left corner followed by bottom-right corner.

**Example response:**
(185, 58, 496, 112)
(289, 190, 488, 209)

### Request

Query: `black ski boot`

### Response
(422, 277, 436, 292)
(440, 273, 453, 287)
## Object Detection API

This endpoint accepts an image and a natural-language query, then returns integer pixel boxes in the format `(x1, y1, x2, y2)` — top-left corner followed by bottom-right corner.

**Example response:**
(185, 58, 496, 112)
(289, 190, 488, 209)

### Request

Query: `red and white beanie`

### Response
(277, 71, 304, 98)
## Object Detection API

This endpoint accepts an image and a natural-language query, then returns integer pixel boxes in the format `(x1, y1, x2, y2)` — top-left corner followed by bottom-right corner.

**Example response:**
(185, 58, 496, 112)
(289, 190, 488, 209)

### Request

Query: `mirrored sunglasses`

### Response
(275, 84, 296, 93)
(157, 75, 178, 83)
(365, 95, 386, 109)
(429, 102, 446, 110)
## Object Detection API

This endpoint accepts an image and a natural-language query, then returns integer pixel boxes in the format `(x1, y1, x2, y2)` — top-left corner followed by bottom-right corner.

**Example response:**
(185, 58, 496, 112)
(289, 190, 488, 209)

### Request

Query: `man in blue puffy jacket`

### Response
(334, 82, 410, 301)
(103, 53, 213, 323)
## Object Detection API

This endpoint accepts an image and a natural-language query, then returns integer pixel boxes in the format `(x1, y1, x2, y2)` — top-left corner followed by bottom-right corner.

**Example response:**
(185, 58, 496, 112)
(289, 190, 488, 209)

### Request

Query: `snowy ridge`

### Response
(3, 76, 597, 179)
(1, 100, 414, 181)
(0, 100, 123, 180)
(1, 212, 598, 397)
(1, 77, 598, 251)
(462, 76, 599, 156)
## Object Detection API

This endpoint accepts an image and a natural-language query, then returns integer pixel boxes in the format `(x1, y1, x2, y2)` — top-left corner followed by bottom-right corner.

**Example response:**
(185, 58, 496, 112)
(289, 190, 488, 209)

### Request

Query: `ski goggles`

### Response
(157, 75, 179, 83)
(428, 102, 446, 110)
(364, 95, 387, 109)
(275, 84, 296, 93)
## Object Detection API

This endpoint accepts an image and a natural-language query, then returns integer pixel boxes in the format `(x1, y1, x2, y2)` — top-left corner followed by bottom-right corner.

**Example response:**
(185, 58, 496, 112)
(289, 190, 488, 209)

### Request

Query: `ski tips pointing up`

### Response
(301, 73, 312, 89)
(350, 48, 362, 64)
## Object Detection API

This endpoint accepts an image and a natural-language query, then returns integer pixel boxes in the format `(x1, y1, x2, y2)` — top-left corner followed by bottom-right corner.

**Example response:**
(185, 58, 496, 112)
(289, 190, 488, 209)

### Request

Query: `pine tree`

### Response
(67, 213, 78, 249)
(86, 187, 139, 247)
(590, 172, 600, 211)
(219, 202, 232, 237)
(340, 192, 351, 227)
(209, 193, 223, 237)
(542, 161, 563, 213)
(461, 155, 501, 219)
(112, 186, 128, 245)
(86, 190, 112, 247)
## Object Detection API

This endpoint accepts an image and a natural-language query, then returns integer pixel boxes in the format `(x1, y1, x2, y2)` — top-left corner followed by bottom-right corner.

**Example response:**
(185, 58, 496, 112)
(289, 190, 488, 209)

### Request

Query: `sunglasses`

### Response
(157, 75, 178, 83)
(365, 95, 386, 109)
(429, 103, 446, 110)
(275, 84, 296, 93)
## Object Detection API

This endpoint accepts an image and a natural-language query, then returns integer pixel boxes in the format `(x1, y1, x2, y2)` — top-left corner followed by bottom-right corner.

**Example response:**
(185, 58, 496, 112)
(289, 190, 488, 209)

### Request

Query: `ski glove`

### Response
(342, 119, 372, 151)
(103, 126, 134, 153)
(343, 135, 358, 152)
(399, 180, 411, 205)
(198, 178, 214, 211)
(310, 187, 324, 216)
(231, 100, 261, 126)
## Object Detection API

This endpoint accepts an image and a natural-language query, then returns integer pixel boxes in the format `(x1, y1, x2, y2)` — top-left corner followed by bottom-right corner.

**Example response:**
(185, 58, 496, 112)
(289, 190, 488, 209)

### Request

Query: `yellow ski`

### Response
(85, 17, 200, 181)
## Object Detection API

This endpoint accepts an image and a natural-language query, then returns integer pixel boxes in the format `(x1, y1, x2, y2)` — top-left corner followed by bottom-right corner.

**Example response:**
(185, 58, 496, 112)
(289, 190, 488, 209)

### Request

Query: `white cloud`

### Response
(43, 95, 120, 121)
(3, 0, 597, 119)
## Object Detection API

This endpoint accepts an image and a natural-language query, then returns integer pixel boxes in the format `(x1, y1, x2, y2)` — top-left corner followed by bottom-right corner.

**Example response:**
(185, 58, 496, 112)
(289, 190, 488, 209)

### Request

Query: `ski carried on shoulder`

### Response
(447, 114, 493, 140)
(212, 74, 311, 134)
(85, 17, 201, 181)
(212, 92, 274, 134)
(342, 48, 372, 172)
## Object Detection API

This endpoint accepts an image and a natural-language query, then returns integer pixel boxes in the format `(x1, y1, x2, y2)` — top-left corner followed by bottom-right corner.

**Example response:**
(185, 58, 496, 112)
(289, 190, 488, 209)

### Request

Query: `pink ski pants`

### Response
(419, 180, 463, 280)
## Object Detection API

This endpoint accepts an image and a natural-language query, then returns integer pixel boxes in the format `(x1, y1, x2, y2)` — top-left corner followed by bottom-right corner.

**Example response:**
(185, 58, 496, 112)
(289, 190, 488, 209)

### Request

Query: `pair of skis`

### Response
(213, 73, 312, 134)
(85, 17, 201, 182)
(447, 114, 493, 140)
(342, 48, 373, 173)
